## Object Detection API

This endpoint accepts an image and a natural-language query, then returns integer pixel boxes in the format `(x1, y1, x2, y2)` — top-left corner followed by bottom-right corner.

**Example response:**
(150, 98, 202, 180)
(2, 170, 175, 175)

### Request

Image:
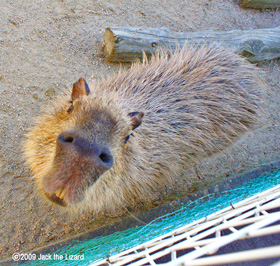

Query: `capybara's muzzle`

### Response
(57, 130, 114, 175)
(42, 130, 114, 207)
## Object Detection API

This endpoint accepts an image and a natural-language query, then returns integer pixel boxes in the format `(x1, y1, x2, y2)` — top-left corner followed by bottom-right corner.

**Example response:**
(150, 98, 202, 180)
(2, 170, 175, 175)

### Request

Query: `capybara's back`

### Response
(24, 44, 265, 213)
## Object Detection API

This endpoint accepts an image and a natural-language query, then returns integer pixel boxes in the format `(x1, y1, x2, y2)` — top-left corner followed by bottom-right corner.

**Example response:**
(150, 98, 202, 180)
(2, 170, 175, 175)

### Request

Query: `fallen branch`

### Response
(240, 0, 280, 9)
(102, 26, 280, 63)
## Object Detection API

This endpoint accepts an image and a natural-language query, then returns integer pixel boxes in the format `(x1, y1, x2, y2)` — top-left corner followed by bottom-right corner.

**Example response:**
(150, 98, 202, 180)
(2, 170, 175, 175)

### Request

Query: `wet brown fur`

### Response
(24, 44, 266, 213)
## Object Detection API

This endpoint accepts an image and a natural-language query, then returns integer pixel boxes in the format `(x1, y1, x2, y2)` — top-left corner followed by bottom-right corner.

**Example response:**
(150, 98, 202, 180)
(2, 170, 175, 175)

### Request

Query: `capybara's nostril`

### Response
(58, 132, 76, 144)
(64, 136, 75, 143)
(99, 151, 113, 169)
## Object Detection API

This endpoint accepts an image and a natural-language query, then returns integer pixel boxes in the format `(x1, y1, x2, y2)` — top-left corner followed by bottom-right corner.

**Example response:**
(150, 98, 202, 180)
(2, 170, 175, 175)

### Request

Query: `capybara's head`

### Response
(24, 78, 143, 208)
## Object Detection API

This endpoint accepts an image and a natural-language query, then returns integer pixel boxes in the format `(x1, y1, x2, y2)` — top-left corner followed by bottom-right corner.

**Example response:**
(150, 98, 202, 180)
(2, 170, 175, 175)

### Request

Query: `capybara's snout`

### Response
(57, 130, 114, 174)
(40, 130, 114, 207)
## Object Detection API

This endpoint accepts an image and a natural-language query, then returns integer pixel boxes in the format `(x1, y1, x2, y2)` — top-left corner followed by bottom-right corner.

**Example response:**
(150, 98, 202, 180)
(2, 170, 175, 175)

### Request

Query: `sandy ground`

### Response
(0, 0, 280, 261)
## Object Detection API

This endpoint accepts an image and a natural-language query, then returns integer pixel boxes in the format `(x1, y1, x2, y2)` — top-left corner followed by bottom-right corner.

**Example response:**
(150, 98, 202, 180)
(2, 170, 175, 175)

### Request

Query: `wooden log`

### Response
(240, 0, 280, 9)
(102, 26, 280, 63)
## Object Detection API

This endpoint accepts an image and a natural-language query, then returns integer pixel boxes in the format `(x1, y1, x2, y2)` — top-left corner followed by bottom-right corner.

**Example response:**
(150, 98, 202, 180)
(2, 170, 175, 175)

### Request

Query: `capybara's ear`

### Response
(128, 112, 144, 130)
(71, 78, 90, 101)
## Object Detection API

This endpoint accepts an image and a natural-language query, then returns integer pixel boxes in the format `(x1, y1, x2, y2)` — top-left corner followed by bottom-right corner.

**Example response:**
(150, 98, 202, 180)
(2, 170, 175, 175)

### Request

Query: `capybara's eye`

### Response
(67, 101, 74, 113)
(124, 135, 130, 144)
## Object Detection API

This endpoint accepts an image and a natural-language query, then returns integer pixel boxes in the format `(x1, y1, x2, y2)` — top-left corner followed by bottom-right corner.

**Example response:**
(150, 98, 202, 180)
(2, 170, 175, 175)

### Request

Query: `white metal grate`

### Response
(93, 184, 280, 266)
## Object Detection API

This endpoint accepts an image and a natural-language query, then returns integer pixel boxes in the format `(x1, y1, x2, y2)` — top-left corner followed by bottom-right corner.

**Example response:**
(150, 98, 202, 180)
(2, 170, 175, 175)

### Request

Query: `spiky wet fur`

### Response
(24, 44, 265, 214)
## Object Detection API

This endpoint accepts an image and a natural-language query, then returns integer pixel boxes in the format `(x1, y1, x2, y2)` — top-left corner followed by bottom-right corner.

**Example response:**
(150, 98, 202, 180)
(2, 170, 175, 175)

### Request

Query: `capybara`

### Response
(24, 44, 265, 213)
